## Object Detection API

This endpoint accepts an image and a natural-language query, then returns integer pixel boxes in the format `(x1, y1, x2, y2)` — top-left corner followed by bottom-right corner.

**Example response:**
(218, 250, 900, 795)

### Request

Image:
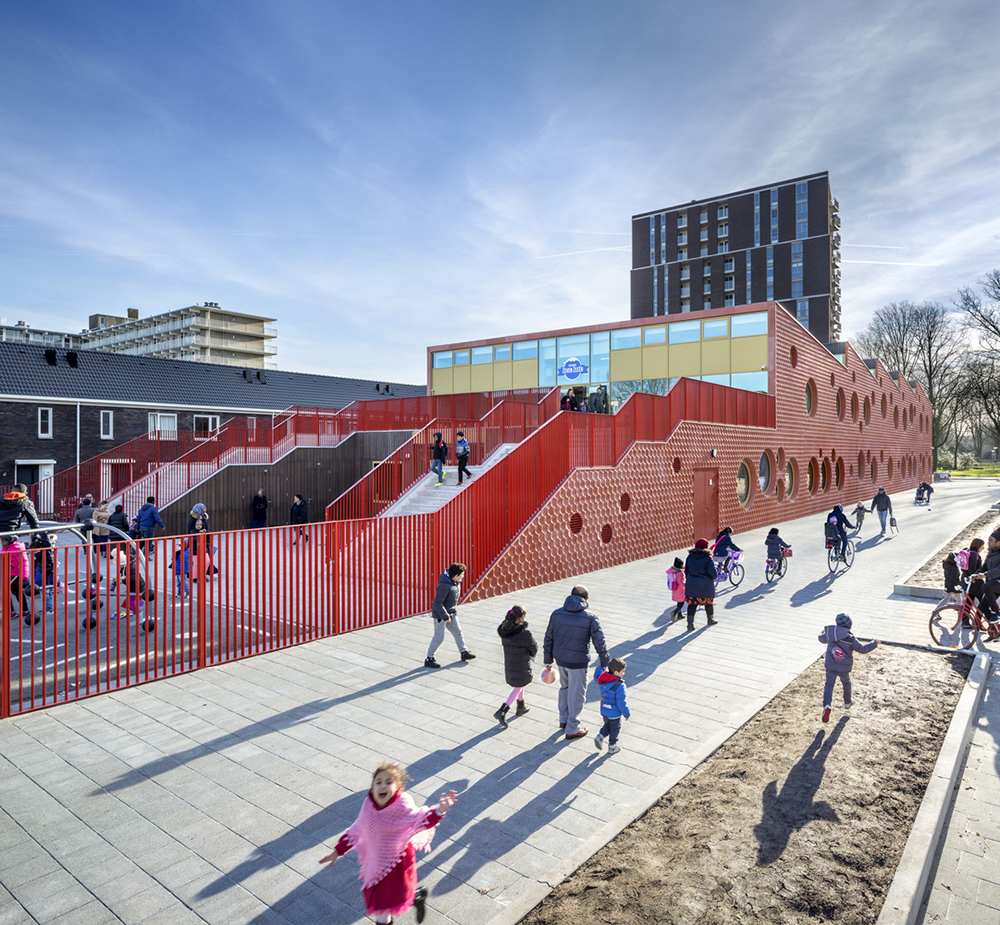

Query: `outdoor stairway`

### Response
(383, 443, 519, 517)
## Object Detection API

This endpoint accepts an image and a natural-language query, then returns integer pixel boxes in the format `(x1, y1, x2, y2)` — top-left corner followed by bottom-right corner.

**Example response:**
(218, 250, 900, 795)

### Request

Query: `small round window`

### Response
(836, 388, 845, 421)
(850, 393, 858, 422)
(863, 396, 871, 424)
(807, 458, 818, 494)
(858, 452, 865, 481)
(737, 461, 752, 506)
(805, 379, 817, 416)
(759, 452, 772, 492)
(881, 394, 887, 418)
(871, 459, 878, 483)
(835, 458, 844, 489)
(785, 460, 796, 499)
(820, 458, 830, 492)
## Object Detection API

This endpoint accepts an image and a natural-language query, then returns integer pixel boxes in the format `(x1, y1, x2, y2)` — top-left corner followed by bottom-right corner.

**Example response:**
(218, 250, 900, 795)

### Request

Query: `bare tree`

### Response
(956, 269, 1000, 348)
(853, 301, 922, 378)
(855, 300, 963, 468)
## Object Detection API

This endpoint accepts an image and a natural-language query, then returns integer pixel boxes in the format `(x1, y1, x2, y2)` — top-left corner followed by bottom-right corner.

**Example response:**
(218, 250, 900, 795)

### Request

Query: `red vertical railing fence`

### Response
(2, 379, 773, 717)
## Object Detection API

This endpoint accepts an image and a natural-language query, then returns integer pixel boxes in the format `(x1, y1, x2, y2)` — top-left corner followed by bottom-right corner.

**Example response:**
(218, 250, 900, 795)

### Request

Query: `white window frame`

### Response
(38, 407, 53, 439)
(194, 415, 220, 436)
(148, 412, 178, 439)
(100, 410, 114, 440)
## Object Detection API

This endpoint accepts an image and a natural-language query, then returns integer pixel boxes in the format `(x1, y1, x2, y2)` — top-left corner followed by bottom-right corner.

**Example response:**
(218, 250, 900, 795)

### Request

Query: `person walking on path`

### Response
(594, 657, 630, 755)
(424, 563, 475, 668)
(591, 385, 607, 414)
(187, 503, 209, 534)
(666, 557, 686, 621)
(290, 494, 309, 544)
(684, 539, 718, 631)
(136, 496, 164, 540)
(818, 613, 879, 724)
(430, 433, 448, 486)
(319, 761, 456, 925)
(543, 584, 610, 740)
(251, 489, 269, 528)
(455, 431, 472, 485)
(493, 605, 537, 727)
(871, 487, 893, 535)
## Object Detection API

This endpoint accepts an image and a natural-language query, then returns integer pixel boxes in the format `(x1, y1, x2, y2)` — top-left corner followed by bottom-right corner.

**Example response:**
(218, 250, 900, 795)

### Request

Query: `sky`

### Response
(1, 0, 997, 384)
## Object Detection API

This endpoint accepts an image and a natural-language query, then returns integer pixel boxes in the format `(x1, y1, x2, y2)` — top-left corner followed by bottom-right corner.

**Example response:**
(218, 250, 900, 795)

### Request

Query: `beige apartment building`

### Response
(86, 303, 277, 368)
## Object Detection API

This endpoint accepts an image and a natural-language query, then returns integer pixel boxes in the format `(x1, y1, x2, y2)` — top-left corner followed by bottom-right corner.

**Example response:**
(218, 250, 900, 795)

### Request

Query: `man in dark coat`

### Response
(0, 484, 49, 548)
(591, 385, 607, 414)
(543, 585, 610, 740)
(424, 562, 475, 668)
(871, 487, 893, 535)
(684, 539, 718, 631)
(251, 489, 269, 528)
(430, 433, 448, 486)
(136, 497, 165, 540)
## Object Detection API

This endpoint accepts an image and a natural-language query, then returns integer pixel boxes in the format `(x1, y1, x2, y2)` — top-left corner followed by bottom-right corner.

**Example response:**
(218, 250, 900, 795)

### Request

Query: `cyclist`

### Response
(765, 527, 790, 565)
(712, 527, 742, 575)
(971, 531, 1000, 622)
(826, 504, 855, 562)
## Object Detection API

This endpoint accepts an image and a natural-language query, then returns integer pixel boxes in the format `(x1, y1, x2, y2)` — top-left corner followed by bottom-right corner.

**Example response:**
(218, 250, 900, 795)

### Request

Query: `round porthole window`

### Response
(737, 461, 753, 506)
(805, 379, 817, 416)
(759, 451, 772, 492)
(785, 459, 796, 499)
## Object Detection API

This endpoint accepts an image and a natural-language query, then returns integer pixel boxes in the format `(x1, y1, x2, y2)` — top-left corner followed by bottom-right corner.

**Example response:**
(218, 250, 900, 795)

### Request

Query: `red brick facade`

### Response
(467, 304, 932, 600)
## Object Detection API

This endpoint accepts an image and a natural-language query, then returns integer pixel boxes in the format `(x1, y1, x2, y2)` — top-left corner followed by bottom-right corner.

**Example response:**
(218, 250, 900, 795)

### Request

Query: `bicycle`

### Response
(929, 577, 1000, 649)
(765, 548, 791, 583)
(825, 531, 855, 572)
(714, 549, 745, 588)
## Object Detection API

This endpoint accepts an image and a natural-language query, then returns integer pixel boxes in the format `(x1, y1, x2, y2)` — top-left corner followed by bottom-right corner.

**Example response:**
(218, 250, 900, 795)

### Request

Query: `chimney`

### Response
(127, 308, 139, 320)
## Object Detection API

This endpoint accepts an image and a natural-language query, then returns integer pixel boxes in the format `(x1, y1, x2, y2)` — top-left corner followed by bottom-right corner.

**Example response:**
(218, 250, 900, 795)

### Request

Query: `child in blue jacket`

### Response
(594, 658, 630, 755)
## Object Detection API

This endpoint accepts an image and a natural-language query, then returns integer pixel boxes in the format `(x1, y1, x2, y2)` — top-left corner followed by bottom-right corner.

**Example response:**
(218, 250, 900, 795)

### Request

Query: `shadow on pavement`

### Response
(789, 573, 838, 608)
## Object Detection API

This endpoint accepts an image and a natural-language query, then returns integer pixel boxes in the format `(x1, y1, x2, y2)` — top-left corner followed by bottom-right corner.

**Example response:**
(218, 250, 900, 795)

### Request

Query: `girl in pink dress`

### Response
(320, 762, 457, 924)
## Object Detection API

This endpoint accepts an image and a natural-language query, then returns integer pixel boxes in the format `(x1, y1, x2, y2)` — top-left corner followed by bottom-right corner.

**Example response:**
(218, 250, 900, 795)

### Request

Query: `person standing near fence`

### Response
(3, 533, 35, 624)
(136, 496, 164, 540)
(290, 494, 308, 544)
(424, 563, 476, 668)
(251, 489, 269, 528)
(456, 431, 472, 485)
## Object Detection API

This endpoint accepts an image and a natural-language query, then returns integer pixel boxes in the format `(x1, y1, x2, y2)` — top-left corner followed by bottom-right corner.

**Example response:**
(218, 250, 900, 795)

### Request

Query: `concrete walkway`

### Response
(2, 478, 999, 925)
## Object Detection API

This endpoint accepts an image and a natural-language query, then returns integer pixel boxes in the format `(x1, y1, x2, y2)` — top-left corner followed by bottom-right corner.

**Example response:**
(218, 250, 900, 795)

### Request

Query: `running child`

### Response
(818, 613, 879, 724)
(494, 605, 537, 728)
(320, 762, 457, 924)
(594, 657, 630, 755)
(666, 557, 685, 621)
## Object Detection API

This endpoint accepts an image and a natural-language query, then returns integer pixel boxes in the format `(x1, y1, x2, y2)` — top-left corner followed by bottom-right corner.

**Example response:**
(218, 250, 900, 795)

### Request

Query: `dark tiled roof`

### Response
(0, 343, 425, 412)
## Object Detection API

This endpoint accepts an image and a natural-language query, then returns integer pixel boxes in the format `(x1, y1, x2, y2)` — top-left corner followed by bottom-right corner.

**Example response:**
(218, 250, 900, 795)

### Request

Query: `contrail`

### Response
(535, 246, 630, 259)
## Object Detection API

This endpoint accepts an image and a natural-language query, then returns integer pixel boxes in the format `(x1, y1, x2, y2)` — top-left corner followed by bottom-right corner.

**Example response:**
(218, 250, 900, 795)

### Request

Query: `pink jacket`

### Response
(666, 566, 685, 602)
(4, 541, 30, 580)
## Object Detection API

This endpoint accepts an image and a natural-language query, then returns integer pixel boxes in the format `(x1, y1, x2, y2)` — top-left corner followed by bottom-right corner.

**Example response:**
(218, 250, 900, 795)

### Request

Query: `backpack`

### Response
(957, 549, 971, 570)
(666, 570, 679, 591)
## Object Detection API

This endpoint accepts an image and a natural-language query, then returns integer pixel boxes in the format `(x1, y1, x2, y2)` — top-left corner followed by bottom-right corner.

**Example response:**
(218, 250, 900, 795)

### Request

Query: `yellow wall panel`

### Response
(668, 343, 701, 377)
(471, 364, 494, 392)
(453, 365, 472, 393)
(731, 335, 768, 373)
(511, 359, 538, 389)
(492, 361, 512, 390)
(432, 368, 454, 395)
(701, 339, 731, 375)
(642, 345, 670, 379)
(610, 348, 642, 381)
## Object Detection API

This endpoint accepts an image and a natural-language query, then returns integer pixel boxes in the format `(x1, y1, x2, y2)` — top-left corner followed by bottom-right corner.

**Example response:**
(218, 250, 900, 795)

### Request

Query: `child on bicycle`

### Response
(818, 613, 879, 724)
(712, 527, 741, 572)
(764, 528, 790, 566)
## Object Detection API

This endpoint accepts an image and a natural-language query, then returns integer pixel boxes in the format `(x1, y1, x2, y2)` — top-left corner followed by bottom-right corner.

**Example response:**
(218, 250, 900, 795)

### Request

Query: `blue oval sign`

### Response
(559, 357, 588, 381)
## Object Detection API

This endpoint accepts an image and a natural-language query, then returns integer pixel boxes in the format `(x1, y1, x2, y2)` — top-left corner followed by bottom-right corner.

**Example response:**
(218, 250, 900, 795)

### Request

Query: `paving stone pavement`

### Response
(3, 478, 1000, 925)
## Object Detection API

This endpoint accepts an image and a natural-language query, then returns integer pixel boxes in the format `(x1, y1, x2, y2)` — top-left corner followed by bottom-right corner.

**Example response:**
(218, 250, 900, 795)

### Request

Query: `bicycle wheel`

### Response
(827, 546, 838, 573)
(729, 563, 745, 587)
(765, 561, 777, 583)
(778, 556, 788, 578)
(843, 542, 855, 568)
(929, 604, 978, 649)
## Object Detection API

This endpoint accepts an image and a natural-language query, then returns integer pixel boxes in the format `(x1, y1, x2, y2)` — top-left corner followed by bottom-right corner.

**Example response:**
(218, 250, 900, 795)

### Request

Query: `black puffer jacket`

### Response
(0, 491, 41, 534)
(684, 548, 717, 600)
(498, 621, 538, 687)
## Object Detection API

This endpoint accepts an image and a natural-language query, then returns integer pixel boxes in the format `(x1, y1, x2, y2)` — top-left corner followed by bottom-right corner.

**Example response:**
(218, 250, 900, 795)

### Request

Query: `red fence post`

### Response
(195, 533, 208, 669)
(1, 551, 10, 718)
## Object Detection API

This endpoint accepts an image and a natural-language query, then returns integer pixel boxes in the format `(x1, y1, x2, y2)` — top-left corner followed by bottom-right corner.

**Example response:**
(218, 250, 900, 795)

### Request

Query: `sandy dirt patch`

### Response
(521, 646, 970, 925)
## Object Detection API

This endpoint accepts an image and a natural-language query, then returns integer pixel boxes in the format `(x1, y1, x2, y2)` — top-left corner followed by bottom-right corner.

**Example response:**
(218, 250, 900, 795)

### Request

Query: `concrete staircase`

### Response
(383, 443, 519, 517)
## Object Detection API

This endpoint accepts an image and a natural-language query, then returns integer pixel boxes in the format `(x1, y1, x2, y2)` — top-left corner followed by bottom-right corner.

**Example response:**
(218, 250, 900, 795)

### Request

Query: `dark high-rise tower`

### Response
(630, 171, 841, 342)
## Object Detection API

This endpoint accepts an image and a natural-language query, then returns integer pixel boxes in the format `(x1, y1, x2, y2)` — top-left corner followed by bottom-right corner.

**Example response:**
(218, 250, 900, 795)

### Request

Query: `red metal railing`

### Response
(13, 390, 555, 521)
(3, 379, 773, 717)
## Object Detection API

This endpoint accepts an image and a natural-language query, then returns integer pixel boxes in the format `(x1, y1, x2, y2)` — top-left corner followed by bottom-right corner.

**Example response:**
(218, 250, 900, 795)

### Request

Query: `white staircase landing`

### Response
(383, 443, 519, 517)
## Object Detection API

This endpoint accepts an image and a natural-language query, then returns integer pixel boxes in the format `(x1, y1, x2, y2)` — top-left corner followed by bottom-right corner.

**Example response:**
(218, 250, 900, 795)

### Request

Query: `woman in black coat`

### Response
(685, 538, 719, 632)
(493, 605, 537, 728)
